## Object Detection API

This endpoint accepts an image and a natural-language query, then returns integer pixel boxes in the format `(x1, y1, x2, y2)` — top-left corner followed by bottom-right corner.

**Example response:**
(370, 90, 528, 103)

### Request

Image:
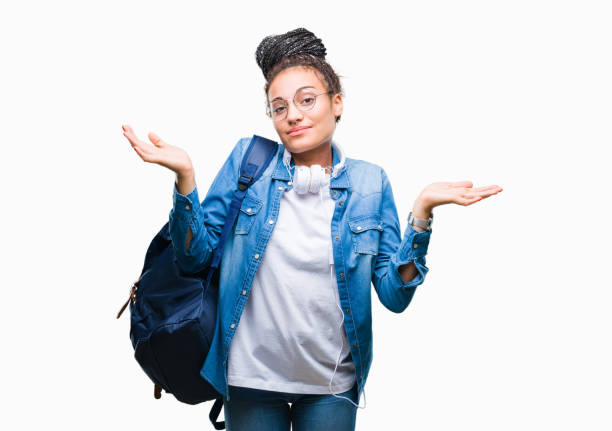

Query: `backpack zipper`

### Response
(116, 281, 138, 319)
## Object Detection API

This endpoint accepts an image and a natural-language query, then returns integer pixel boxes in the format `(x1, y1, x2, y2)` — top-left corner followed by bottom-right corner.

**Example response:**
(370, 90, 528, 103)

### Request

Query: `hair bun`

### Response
(255, 27, 327, 78)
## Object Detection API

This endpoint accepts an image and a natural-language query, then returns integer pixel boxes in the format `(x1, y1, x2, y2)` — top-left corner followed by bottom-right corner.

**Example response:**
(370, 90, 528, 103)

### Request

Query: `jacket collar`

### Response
(271, 141, 351, 189)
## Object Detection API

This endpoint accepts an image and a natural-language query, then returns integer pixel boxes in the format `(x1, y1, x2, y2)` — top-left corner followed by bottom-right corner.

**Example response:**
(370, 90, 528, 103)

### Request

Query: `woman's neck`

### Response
(290, 142, 333, 172)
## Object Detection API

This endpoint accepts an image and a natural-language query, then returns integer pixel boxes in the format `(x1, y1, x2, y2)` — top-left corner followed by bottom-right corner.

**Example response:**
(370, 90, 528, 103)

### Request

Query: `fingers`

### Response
(457, 195, 482, 206)
(132, 144, 145, 159)
(464, 189, 501, 200)
(454, 182, 503, 198)
(122, 124, 143, 149)
(131, 141, 157, 163)
(148, 132, 165, 148)
(450, 180, 473, 188)
(450, 182, 503, 194)
(123, 124, 156, 163)
(473, 185, 503, 193)
(462, 186, 503, 206)
(440, 181, 503, 207)
(467, 186, 502, 196)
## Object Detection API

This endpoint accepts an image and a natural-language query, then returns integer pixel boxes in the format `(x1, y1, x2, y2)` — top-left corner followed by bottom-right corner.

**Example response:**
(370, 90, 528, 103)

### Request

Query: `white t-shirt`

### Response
(227, 172, 356, 394)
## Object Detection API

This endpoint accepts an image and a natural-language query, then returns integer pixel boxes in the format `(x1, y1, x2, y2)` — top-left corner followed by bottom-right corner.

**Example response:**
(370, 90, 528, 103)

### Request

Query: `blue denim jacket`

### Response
(168, 137, 432, 404)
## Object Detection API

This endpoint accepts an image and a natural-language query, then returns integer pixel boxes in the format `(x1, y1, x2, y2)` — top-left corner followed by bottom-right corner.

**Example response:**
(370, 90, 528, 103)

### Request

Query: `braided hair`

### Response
(255, 28, 344, 123)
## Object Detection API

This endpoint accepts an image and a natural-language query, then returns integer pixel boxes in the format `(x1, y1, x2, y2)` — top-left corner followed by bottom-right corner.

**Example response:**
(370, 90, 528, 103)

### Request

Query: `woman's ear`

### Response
(332, 93, 343, 119)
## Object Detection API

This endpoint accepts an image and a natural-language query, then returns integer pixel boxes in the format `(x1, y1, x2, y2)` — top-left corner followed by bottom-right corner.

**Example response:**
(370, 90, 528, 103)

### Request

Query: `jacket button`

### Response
(242, 290, 247, 295)
(356, 226, 362, 231)
(246, 208, 252, 213)
(345, 308, 350, 314)
(230, 323, 235, 329)
(268, 219, 275, 225)
(335, 236, 340, 241)
(339, 273, 344, 278)
(360, 375, 363, 380)
(278, 186, 283, 190)
(353, 343, 358, 348)
(288, 181, 293, 185)
(254, 253, 260, 259)
(338, 201, 344, 206)
(185, 205, 190, 210)
(413, 243, 419, 249)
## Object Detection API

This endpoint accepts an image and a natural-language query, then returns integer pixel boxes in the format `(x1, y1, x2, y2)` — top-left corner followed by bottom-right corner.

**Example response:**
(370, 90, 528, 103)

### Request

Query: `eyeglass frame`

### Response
(266, 88, 334, 121)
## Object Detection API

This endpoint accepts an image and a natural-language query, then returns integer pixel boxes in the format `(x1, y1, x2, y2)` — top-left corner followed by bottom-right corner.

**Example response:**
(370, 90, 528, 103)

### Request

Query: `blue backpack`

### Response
(117, 135, 278, 430)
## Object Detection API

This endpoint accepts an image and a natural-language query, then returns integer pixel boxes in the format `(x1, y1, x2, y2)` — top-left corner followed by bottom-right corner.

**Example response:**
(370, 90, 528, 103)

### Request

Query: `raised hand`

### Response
(418, 181, 503, 211)
(122, 124, 194, 176)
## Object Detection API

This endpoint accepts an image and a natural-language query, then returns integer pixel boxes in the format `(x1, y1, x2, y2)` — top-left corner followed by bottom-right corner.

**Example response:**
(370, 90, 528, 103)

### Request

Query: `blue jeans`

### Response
(222, 383, 359, 431)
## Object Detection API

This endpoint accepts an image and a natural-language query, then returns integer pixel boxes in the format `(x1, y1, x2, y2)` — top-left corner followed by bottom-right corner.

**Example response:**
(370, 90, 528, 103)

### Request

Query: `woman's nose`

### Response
(286, 101, 304, 122)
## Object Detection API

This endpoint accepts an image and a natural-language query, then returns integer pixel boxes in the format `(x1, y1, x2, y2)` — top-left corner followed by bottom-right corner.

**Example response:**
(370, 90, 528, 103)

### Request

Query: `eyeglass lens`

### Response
(269, 88, 321, 120)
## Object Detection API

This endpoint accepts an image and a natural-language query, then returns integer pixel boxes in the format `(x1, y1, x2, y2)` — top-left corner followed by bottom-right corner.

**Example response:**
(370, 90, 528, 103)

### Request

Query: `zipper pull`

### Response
(116, 282, 138, 319)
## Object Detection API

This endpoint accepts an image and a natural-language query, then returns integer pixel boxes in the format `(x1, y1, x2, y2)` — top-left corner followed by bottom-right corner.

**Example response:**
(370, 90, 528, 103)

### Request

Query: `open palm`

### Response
(122, 124, 193, 175)
(420, 181, 503, 208)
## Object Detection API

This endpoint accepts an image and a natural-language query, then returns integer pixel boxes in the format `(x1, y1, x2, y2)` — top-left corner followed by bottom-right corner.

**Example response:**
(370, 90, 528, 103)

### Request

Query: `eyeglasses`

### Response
(266, 88, 333, 121)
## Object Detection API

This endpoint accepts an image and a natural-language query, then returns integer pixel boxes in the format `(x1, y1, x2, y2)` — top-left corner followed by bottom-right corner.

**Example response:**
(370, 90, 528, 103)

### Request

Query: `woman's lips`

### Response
(288, 127, 310, 136)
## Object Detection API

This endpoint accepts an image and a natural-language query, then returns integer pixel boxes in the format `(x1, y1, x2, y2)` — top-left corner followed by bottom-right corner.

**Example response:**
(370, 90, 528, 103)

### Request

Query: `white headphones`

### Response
(293, 164, 328, 194)
(282, 141, 346, 195)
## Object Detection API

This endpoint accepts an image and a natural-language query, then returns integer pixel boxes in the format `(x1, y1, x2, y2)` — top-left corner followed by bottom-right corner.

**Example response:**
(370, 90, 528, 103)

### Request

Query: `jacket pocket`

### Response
(235, 195, 263, 235)
(348, 214, 384, 255)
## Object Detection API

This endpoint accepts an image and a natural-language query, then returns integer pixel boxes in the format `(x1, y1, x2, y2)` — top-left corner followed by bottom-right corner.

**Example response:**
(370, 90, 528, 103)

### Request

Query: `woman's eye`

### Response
(273, 106, 286, 115)
(301, 97, 314, 104)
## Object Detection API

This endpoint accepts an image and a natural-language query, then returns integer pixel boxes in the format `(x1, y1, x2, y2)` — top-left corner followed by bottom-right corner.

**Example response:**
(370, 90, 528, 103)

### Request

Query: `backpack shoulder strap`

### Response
(237, 135, 278, 191)
(205, 135, 278, 273)
(209, 397, 225, 430)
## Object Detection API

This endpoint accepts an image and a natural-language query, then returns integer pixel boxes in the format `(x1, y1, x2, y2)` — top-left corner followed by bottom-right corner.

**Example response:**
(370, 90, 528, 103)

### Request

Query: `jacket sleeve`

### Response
(371, 168, 432, 313)
(168, 137, 249, 275)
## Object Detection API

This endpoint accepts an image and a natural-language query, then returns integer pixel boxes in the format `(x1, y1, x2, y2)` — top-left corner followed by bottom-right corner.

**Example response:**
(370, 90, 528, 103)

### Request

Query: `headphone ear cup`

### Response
(292, 164, 327, 195)
(293, 165, 311, 195)
(309, 164, 324, 193)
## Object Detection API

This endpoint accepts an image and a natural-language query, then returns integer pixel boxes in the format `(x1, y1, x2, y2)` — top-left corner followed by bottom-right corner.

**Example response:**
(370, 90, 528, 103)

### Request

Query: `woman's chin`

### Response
(284, 142, 316, 155)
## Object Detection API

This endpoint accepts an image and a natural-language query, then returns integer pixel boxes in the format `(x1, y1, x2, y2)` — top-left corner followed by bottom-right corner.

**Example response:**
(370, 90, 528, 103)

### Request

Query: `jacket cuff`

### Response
(172, 181, 201, 225)
(399, 224, 431, 259)
(391, 225, 432, 288)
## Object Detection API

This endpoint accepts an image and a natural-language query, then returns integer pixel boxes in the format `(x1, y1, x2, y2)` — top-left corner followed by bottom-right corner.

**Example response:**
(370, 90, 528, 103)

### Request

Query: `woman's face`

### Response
(266, 66, 343, 158)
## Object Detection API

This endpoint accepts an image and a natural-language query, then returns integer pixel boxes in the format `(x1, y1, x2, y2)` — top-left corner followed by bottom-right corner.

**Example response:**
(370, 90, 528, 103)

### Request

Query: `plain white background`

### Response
(1, 0, 610, 429)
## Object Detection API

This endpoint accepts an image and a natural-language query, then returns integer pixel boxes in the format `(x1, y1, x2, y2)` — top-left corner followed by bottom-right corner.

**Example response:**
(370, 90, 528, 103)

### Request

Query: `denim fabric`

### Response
(223, 383, 359, 431)
(168, 137, 432, 405)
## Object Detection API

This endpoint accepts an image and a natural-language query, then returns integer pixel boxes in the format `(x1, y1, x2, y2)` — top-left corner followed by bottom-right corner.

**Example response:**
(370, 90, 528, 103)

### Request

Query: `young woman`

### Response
(122, 28, 502, 431)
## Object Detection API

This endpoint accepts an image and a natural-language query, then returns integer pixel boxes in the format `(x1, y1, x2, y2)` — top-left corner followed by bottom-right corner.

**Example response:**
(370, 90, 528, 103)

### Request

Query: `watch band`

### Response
(407, 211, 433, 231)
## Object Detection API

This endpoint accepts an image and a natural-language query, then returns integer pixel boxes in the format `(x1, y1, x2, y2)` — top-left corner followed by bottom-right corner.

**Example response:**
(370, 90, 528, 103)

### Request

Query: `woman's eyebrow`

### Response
(270, 86, 316, 102)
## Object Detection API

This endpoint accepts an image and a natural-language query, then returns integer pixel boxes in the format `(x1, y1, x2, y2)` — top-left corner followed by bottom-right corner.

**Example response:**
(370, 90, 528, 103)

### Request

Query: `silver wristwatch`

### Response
(407, 211, 433, 231)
